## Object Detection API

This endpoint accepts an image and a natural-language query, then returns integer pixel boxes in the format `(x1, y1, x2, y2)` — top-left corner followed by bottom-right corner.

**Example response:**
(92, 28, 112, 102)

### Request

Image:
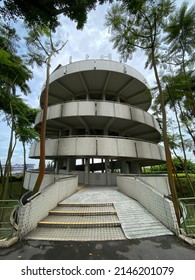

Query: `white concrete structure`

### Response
(18, 175, 78, 237)
(27, 59, 166, 188)
(20, 59, 181, 238)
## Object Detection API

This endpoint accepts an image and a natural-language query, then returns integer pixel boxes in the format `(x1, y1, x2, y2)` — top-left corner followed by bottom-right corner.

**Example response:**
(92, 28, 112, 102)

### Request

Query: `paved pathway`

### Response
(0, 236, 194, 260)
(26, 186, 173, 241)
(58, 186, 172, 239)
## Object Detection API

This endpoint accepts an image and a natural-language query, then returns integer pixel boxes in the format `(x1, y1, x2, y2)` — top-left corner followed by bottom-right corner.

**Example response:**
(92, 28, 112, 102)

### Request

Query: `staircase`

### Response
(25, 202, 126, 241)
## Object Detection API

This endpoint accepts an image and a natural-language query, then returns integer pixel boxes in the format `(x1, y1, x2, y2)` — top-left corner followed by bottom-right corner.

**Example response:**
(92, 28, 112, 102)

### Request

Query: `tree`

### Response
(0, 23, 33, 199)
(25, 26, 67, 194)
(163, 2, 195, 155)
(1, 0, 112, 29)
(164, 2, 195, 71)
(15, 106, 39, 179)
(105, 0, 180, 224)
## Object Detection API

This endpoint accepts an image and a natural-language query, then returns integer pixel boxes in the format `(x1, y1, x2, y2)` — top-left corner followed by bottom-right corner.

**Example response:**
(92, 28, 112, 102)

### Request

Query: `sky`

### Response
(0, 0, 194, 167)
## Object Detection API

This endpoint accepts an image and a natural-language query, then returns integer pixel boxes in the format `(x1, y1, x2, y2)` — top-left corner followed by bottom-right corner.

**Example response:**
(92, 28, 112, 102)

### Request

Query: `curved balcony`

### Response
(40, 59, 151, 111)
(29, 136, 165, 165)
(35, 101, 161, 142)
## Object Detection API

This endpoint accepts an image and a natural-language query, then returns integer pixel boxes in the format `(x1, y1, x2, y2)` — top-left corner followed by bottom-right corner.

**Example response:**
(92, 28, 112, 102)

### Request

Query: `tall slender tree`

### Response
(25, 26, 67, 193)
(105, 0, 180, 224)
(0, 23, 33, 199)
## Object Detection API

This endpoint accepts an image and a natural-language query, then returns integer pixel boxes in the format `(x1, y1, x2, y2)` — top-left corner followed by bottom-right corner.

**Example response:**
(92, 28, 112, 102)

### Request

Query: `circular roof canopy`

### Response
(40, 59, 152, 111)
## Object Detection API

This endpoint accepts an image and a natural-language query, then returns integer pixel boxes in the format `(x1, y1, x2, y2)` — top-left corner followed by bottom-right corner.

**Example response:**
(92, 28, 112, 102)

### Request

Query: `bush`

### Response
(175, 175, 195, 198)
(0, 175, 23, 183)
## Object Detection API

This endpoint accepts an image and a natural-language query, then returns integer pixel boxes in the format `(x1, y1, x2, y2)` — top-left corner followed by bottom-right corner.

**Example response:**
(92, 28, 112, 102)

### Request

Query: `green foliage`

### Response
(0, 179, 25, 200)
(176, 176, 195, 198)
(0, 23, 39, 199)
(105, 0, 175, 66)
(143, 158, 195, 174)
(164, 2, 195, 67)
(0, 23, 32, 96)
(0, 175, 23, 184)
(1, 0, 112, 30)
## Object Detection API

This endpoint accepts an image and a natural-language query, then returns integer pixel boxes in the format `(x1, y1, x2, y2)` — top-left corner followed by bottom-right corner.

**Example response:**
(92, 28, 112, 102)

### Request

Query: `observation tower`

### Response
(29, 58, 165, 186)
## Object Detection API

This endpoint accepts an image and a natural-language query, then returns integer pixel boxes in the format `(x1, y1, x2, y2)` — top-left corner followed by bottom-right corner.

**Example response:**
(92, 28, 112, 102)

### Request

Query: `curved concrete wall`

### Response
(23, 171, 74, 191)
(35, 101, 161, 137)
(30, 136, 165, 161)
(47, 59, 149, 92)
(40, 59, 151, 111)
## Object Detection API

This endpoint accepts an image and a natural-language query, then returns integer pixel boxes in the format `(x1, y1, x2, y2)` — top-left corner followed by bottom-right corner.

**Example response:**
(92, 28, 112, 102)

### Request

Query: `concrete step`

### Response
(38, 214, 120, 227)
(55, 205, 115, 212)
(38, 221, 121, 228)
(38, 208, 121, 228)
(58, 202, 113, 207)
(49, 210, 117, 216)
(25, 227, 126, 241)
(26, 202, 125, 241)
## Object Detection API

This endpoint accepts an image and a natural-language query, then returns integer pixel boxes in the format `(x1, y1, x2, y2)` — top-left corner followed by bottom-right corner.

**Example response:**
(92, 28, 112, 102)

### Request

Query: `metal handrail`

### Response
(0, 200, 19, 239)
(178, 197, 195, 234)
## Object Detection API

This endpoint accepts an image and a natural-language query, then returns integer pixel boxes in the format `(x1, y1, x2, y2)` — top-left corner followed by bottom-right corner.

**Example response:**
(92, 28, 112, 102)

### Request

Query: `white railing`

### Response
(117, 175, 179, 234)
(17, 175, 78, 238)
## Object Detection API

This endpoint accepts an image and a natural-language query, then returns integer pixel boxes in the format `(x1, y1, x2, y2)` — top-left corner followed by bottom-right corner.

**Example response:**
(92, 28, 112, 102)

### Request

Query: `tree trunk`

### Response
(33, 54, 52, 194)
(22, 141, 27, 181)
(178, 101, 195, 151)
(171, 100, 195, 196)
(1, 103, 17, 200)
(151, 49, 180, 226)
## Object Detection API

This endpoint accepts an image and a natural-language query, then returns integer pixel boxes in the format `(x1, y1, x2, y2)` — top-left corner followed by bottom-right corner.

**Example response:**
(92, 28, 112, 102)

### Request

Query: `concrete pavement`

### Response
(0, 235, 194, 260)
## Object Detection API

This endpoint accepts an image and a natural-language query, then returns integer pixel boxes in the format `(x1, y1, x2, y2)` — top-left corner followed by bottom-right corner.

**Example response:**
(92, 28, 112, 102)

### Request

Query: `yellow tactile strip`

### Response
(38, 221, 121, 228)
(49, 210, 117, 216)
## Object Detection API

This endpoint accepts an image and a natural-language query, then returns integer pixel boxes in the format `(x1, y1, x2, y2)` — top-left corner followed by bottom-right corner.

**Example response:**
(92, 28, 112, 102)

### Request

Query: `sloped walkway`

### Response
(25, 186, 173, 241)
(63, 186, 173, 239)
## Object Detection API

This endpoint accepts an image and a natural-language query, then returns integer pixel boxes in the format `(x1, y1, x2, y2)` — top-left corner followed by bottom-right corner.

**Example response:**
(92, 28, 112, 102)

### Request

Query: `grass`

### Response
(175, 174, 195, 198)
(0, 199, 19, 240)
(0, 181, 26, 200)
(0, 180, 24, 240)
(179, 198, 195, 234)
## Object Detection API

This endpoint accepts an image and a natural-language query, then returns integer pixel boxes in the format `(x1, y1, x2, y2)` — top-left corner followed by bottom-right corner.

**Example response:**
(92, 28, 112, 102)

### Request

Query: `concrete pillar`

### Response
(105, 158, 111, 185)
(55, 159, 64, 172)
(121, 160, 130, 174)
(68, 157, 76, 171)
(91, 158, 94, 173)
(84, 158, 89, 185)
(101, 159, 104, 172)
(129, 162, 141, 174)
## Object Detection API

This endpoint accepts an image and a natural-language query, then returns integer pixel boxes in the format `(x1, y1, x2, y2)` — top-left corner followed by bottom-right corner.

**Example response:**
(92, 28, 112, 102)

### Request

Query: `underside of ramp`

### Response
(25, 186, 173, 241)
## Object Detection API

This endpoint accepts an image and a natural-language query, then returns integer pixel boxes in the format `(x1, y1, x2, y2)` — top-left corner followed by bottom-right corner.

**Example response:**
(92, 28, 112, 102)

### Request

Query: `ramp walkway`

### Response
(25, 186, 173, 241)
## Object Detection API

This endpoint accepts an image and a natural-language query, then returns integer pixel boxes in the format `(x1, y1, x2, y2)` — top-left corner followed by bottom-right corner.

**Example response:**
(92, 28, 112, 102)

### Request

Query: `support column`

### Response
(105, 158, 111, 185)
(129, 162, 141, 174)
(121, 160, 130, 174)
(84, 158, 89, 185)
(55, 159, 64, 173)
(68, 157, 76, 172)
(101, 159, 104, 173)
